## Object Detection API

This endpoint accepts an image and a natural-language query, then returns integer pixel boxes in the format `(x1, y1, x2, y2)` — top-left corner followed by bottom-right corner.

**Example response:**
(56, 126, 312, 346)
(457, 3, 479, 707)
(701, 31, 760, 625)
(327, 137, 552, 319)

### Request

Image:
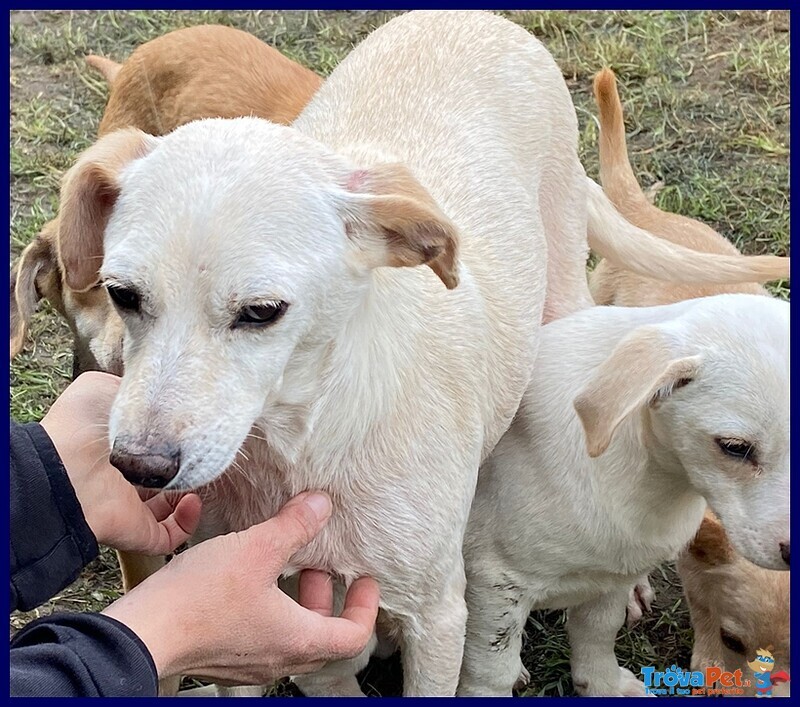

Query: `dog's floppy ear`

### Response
(574, 325, 700, 458)
(339, 163, 460, 289)
(10, 228, 59, 358)
(687, 513, 734, 566)
(59, 128, 157, 291)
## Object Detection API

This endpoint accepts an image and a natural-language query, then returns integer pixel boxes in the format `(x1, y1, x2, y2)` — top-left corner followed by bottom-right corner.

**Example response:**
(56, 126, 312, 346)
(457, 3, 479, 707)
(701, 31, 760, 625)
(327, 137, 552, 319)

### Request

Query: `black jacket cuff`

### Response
(10, 422, 99, 612)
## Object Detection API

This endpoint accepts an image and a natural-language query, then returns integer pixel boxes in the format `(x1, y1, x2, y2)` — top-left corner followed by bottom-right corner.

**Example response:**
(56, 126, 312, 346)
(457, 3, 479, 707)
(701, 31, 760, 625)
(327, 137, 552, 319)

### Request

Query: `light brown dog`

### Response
(677, 513, 790, 696)
(589, 68, 785, 306)
(11, 24, 322, 376)
(592, 67, 790, 694)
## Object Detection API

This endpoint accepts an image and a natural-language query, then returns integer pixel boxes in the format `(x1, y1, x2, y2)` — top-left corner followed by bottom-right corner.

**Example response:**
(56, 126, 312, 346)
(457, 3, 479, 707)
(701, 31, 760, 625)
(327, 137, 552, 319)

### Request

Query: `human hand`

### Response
(103, 492, 380, 685)
(40, 371, 201, 554)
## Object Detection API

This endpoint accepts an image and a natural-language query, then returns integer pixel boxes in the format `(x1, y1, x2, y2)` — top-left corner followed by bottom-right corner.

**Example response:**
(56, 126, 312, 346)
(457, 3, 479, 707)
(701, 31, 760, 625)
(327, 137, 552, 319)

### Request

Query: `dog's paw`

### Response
(514, 665, 531, 691)
(626, 577, 655, 628)
(574, 668, 653, 697)
(618, 667, 653, 697)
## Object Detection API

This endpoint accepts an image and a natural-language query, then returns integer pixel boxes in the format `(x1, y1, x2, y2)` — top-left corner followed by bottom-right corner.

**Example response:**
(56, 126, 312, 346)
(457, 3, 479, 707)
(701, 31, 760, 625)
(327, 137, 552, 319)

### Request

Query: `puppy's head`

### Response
(59, 119, 459, 490)
(11, 218, 125, 377)
(574, 295, 789, 570)
(677, 513, 790, 696)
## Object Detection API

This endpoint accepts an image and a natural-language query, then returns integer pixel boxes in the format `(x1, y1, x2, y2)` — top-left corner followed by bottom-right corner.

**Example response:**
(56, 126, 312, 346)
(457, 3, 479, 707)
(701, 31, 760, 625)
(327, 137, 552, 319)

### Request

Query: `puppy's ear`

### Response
(59, 128, 156, 291)
(574, 326, 700, 458)
(687, 513, 734, 566)
(10, 226, 59, 358)
(338, 163, 460, 289)
(85, 55, 122, 85)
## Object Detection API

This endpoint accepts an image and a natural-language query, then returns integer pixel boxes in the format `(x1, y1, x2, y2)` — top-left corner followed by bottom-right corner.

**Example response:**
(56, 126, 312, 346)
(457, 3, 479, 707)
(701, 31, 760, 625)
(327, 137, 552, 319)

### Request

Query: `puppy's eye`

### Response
(235, 301, 288, 328)
(107, 284, 141, 312)
(716, 437, 757, 463)
(720, 628, 747, 655)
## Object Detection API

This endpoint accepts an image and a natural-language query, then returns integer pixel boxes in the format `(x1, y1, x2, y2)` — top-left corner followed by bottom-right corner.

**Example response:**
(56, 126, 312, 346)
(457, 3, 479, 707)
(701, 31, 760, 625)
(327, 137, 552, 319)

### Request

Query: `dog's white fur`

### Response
(458, 293, 789, 696)
(59, 11, 587, 695)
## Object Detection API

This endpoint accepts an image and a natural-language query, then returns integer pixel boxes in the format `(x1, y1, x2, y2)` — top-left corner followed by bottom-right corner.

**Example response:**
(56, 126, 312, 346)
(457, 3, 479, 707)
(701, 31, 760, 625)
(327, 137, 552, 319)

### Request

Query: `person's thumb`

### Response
(248, 491, 332, 569)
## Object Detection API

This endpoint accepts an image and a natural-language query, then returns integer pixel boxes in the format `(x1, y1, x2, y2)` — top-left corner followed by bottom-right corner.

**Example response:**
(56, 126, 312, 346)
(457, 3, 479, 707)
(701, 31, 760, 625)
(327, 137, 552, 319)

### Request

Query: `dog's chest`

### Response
(191, 441, 433, 599)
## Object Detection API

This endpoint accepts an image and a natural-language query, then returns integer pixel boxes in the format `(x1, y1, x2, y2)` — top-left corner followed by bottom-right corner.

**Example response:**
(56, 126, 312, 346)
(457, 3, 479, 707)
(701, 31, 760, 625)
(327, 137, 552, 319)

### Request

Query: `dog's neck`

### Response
(590, 403, 707, 552)
(244, 270, 413, 491)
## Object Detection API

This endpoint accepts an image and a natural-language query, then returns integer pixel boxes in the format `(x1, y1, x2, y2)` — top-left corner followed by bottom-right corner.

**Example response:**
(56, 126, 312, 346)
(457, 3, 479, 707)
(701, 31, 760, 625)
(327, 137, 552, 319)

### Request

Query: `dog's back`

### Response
(92, 24, 322, 136)
(590, 68, 767, 306)
(296, 10, 591, 452)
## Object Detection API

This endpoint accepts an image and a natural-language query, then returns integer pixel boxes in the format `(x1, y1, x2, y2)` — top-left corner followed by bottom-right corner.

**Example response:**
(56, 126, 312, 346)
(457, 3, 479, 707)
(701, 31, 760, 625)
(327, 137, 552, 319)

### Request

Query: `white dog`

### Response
(56, 11, 787, 696)
(458, 293, 789, 697)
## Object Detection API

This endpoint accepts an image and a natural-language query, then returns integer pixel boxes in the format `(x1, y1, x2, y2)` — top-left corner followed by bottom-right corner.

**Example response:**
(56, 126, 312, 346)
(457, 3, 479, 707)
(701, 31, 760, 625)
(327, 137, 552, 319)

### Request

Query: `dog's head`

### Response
(678, 513, 790, 696)
(10, 219, 124, 376)
(58, 119, 459, 490)
(574, 294, 789, 570)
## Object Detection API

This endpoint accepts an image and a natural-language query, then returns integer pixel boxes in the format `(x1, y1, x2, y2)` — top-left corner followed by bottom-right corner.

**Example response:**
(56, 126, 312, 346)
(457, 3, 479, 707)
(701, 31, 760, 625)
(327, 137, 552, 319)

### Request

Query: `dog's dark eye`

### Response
(720, 628, 747, 655)
(235, 301, 288, 328)
(107, 284, 141, 312)
(716, 437, 757, 463)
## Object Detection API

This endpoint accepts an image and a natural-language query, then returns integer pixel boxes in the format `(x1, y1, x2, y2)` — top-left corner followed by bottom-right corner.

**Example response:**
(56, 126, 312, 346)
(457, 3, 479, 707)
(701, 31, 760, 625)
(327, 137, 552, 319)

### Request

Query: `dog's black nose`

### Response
(110, 440, 180, 488)
(780, 542, 790, 566)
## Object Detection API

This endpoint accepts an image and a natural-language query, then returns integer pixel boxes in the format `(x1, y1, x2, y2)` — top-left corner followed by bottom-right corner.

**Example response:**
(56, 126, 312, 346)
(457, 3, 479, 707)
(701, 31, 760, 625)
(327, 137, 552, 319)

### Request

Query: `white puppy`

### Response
(459, 293, 789, 697)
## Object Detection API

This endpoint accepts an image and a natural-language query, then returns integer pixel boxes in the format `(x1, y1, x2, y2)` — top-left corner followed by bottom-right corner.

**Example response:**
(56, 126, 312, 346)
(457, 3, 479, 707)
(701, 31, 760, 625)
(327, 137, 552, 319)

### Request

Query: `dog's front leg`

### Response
(400, 571, 468, 696)
(567, 586, 650, 697)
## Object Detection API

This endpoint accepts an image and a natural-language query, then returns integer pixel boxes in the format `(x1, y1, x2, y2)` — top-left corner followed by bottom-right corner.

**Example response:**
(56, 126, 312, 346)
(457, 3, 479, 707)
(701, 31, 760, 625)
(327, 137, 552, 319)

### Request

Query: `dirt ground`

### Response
(9, 9, 789, 697)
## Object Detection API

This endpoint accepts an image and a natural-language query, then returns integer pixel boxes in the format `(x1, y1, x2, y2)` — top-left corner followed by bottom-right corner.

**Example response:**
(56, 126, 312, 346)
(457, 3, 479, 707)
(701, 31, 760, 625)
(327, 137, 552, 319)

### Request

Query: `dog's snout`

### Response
(780, 542, 790, 566)
(110, 439, 181, 488)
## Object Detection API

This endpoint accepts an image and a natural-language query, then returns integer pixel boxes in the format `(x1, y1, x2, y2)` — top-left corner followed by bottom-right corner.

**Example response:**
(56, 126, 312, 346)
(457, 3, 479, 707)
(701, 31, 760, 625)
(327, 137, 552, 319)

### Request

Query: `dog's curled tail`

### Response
(593, 68, 647, 209)
(85, 55, 122, 85)
(586, 177, 790, 284)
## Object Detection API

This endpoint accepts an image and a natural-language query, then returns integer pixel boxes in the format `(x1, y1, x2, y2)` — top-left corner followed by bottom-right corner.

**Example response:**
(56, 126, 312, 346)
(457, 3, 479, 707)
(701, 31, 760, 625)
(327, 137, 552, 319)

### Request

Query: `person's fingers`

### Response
(298, 570, 335, 617)
(172, 494, 203, 536)
(138, 486, 162, 503)
(145, 491, 192, 522)
(137, 494, 202, 555)
(303, 576, 380, 661)
(338, 576, 380, 632)
(246, 491, 332, 567)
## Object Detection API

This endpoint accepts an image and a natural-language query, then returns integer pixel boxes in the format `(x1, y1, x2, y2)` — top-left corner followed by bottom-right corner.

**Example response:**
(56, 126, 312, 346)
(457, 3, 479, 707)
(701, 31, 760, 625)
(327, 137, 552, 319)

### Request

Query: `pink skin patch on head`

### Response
(347, 170, 368, 192)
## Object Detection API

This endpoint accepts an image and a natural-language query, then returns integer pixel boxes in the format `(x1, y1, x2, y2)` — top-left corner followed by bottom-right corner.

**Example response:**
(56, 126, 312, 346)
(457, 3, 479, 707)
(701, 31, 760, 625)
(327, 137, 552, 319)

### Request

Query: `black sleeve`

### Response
(10, 421, 99, 612)
(9, 422, 160, 696)
(10, 613, 159, 697)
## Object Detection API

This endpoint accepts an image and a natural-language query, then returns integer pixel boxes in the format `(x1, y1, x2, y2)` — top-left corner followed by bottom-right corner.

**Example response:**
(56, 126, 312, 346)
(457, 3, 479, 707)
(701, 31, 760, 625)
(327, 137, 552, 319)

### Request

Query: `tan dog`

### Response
(678, 514, 790, 696)
(589, 68, 786, 306)
(11, 24, 321, 376)
(592, 67, 790, 695)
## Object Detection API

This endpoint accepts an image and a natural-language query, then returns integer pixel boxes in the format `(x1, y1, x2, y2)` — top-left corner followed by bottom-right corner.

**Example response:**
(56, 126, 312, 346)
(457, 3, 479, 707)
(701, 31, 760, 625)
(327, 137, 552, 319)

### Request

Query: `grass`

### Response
(9, 9, 789, 696)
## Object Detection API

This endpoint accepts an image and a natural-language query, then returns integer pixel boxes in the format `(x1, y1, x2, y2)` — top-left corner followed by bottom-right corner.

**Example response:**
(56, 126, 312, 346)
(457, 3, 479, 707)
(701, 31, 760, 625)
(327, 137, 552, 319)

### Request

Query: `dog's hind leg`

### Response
(568, 586, 650, 697)
(400, 577, 469, 696)
(457, 570, 530, 696)
(625, 573, 655, 627)
(291, 633, 376, 697)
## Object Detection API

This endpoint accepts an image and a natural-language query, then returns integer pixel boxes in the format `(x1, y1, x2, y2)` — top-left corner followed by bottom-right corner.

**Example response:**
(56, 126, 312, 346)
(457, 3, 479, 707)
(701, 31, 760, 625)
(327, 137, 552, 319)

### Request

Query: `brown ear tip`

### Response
(586, 442, 606, 458)
(687, 514, 733, 565)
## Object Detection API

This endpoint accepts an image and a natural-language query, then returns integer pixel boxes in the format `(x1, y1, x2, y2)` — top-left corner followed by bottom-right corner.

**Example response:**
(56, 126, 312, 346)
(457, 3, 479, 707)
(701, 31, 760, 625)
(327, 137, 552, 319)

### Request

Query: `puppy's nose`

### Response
(780, 542, 790, 566)
(110, 440, 180, 488)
